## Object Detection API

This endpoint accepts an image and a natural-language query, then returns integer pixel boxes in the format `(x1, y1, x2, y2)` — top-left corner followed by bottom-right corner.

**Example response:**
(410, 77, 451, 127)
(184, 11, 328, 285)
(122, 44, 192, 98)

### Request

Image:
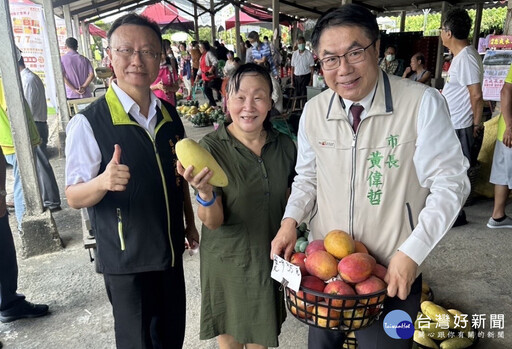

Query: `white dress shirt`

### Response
(65, 82, 160, 186)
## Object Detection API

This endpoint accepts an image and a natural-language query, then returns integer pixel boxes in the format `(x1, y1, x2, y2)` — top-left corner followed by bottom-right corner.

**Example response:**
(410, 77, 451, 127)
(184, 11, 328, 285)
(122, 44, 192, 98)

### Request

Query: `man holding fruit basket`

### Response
(271, 4, 470, 349)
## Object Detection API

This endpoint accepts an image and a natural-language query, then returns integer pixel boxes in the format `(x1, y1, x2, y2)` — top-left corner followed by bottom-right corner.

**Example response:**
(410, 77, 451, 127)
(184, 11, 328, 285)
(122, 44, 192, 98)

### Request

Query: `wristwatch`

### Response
(0, 189, 6, 197)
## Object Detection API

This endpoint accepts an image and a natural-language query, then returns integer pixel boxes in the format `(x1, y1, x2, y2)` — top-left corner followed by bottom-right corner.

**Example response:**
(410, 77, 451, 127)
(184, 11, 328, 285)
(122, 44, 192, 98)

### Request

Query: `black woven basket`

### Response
(285, 285, 387, 331)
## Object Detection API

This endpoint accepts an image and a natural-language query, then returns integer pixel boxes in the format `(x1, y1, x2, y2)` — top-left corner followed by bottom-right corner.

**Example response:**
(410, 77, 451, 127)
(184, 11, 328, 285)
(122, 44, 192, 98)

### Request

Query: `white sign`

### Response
(482, 50, 512, 101)
(271, 254, 301, 292)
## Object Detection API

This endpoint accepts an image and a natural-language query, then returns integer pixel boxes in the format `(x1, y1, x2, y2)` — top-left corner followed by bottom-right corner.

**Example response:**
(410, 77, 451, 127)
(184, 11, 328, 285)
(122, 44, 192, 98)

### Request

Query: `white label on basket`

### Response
(271, 254, 301, 292)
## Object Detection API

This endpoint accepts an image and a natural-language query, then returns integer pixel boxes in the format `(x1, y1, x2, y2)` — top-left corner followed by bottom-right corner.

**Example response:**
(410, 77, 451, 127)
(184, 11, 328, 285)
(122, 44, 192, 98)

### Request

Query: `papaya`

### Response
(175, 138, 228, 187)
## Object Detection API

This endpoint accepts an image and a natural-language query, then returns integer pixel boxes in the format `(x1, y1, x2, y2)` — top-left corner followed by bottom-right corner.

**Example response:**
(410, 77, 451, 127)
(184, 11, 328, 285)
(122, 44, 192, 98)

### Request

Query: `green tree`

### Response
(388, 6, 506, 38)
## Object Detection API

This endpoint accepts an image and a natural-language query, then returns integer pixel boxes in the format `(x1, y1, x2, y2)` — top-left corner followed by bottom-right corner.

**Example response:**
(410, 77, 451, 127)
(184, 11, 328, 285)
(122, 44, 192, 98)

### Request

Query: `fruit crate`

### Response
(285, 285, 386, 332)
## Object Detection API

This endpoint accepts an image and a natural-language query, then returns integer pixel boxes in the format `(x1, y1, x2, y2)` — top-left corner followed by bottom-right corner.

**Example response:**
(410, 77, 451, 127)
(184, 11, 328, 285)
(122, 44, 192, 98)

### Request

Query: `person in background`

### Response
(402, 52, 431, 85)
(223, 51, 239, 77)
(179, 42, 192, 101)
(61, 37, 94, 99)
(198, 41, 222, 107)
(177, 63, 296, 349)
(65, 14, 198, 348)
(291, 36, 315, 98)
(247, 31, 279, 79)
(244, 40, 252, 65)
(0, 146, 49, 324)
(0, 74, 58, 232)
(263, 35, 281, 68)
(189, 41, 201, 85)
(213, 40, 228, 61)
(379, 45, 399, 75)
(488, 64, 512, 228)
(441, 7, 484, 226)
(270, 5, 469, 348)
(151, 51, 179, 106)
(163, 39, 178, 74)
(17, 49, 61, 212)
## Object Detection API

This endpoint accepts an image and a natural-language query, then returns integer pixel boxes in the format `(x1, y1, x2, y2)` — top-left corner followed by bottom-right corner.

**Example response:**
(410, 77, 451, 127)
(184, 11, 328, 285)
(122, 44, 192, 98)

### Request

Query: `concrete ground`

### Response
(0, 103, 511, 348)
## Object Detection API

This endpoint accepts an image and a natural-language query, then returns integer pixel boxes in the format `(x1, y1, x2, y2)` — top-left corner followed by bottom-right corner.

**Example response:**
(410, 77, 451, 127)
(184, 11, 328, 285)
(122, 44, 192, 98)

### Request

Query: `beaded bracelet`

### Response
(196, 192, 217, 207)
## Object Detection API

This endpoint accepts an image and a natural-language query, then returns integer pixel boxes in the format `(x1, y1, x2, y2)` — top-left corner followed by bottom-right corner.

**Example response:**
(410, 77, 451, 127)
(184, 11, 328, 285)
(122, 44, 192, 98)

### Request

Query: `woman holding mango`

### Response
(177, 63, 297, 349)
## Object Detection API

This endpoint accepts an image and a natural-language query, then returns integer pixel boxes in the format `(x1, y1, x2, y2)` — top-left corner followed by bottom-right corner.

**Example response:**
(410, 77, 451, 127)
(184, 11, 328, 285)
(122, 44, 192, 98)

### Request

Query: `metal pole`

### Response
(42, 0, 70, 126)
(235, 4, 241, 60)
(210, 0, 216, 43)
(473, 3, 483, 49)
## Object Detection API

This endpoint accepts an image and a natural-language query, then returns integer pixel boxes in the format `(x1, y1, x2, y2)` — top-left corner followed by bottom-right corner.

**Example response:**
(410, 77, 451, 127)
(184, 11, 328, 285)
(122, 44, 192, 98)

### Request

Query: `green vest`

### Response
(83, 86, 185, 274)
(0, 77, 41, 155)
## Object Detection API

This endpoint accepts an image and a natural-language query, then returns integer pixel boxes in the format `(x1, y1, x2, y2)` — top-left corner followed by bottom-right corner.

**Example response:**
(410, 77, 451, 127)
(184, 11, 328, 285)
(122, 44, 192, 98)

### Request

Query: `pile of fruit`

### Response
(176, 101, 227, 127)
(286, 229, 388, 331)
(176, 100, 199, 118)
(413, 294, 477, 349)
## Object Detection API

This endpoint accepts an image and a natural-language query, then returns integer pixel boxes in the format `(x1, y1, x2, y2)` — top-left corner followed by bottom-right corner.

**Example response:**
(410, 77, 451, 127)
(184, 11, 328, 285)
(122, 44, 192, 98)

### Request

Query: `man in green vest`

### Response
(65, 14, 198, 348)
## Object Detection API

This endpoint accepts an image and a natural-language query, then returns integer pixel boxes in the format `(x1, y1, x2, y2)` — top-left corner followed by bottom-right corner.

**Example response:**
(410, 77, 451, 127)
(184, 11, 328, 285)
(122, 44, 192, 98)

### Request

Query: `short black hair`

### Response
(443, 8, 472, 40)
(298, 36, 306, 43)
(263, 36, 269, 41)
(227, 63, 273, 130)
(65, 37, 78, 51)
(311, 4, 379, 52)
(107, 13, 162, 48)
(200, 41, 211, 51)
(248, 31, 259, 41)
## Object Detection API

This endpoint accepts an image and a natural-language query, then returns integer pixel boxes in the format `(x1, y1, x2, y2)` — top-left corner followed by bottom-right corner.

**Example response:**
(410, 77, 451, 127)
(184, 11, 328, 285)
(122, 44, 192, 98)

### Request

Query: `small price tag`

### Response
(271, 254, 301, 292)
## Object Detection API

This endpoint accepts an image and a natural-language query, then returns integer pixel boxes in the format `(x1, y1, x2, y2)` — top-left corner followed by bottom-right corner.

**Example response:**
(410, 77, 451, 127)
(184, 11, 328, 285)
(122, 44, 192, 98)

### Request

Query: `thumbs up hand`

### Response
(102, 144, 130, 191)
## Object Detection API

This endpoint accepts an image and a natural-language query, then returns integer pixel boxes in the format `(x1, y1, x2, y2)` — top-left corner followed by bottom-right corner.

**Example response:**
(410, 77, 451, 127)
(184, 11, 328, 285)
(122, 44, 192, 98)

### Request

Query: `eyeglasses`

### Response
(319, 39, 376, 70)
(109, 47, 159, 60)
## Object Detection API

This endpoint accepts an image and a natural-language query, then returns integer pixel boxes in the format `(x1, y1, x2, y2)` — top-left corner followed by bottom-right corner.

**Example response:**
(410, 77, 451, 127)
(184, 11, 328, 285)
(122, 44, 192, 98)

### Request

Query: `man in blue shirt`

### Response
(247, 31, 279, 78)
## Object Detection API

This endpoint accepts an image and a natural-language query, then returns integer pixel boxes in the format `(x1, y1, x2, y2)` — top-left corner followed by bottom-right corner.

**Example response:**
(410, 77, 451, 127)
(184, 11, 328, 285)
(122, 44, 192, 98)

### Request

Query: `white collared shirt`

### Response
(65, 82, 161, 186)
(343, 82, 377, 127)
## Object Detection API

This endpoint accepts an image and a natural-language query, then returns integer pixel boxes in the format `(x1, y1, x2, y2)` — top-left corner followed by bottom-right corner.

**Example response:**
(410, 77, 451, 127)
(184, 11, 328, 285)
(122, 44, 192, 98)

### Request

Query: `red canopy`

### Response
(140, 2, 193, 32)
(225, 12, 267, 30)
(78, 23, 107, 38)
(225, 5, 295, 30)
(88, 24, 106, 38)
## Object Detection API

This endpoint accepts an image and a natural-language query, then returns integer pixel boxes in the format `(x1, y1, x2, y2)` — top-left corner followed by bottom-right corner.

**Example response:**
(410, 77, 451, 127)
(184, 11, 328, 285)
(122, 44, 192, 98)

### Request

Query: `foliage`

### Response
(388, 7, 507, 38)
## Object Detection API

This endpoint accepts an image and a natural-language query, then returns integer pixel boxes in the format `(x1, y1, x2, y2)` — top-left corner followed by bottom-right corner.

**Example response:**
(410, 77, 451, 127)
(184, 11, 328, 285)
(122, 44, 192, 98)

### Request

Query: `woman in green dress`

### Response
(178, 63, 297, 349)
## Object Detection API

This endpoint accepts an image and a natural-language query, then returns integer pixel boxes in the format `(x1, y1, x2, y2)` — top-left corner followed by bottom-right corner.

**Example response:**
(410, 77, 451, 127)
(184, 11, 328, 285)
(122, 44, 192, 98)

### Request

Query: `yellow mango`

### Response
(176, 138, 228, 187)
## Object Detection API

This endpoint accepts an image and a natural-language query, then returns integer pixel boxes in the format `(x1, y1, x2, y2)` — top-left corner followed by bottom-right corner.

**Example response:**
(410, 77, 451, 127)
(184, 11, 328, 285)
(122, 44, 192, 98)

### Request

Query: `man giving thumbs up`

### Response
(64, 14, 198, 348)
